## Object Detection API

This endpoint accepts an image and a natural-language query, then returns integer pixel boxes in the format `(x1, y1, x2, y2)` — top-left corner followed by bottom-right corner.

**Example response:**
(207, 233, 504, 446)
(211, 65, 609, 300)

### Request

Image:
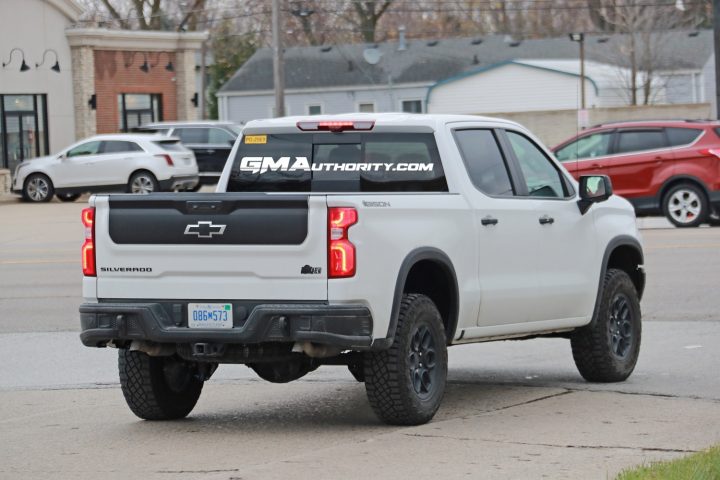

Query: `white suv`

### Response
(12, 134, 199, 202)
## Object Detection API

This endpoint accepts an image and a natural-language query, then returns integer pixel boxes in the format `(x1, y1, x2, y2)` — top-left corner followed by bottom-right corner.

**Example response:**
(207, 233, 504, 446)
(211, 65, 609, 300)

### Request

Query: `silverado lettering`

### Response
(100, 267, 153, 272)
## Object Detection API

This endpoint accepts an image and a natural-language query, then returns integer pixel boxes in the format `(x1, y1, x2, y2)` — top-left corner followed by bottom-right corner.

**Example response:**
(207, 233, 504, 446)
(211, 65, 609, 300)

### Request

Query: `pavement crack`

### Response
(400, 433, 698, 454)
(483, 390, 573, 413)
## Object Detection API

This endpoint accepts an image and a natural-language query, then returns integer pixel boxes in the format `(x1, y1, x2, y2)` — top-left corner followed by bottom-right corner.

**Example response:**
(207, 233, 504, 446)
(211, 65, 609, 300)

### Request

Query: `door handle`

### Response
(204, 149, 216, 154)
(539, 215, 555, 225)
(481, 216, 498, 226)
(591, 163, 602, 169)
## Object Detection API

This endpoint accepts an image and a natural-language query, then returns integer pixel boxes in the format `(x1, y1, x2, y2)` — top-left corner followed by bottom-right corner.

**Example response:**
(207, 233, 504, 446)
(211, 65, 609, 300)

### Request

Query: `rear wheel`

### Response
(364, 294, 447, 425)
(118, 349, 203, 420)
(56, 193, 81, 202)
(128, 171, 159, 194)
(22, 174, 54, 202)
(571, 268, 641, 382)
(662, 183, 708, 228)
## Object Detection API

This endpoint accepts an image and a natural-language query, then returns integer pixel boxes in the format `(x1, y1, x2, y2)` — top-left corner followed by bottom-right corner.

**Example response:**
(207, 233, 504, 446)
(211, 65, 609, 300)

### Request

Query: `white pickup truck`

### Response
(79, 114, 645, 425)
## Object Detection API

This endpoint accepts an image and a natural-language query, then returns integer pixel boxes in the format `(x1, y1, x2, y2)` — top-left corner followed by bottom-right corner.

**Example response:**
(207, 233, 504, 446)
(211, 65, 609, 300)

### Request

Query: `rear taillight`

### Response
(81, 207, 95, 277)
(700, 148, 720, 160)
(156, 154, 174, 166)
(328, 207, 358, 278)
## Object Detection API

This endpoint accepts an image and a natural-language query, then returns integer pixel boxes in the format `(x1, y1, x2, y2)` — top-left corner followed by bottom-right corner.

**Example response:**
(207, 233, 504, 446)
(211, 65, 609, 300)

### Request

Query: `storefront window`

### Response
(118, 93, 162, 132)
(1, 94, 49, 172)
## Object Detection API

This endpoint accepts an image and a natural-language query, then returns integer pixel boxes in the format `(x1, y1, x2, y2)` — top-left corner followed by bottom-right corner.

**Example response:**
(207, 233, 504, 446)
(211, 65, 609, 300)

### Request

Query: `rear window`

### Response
(666, 127, 702, 146)
(227, 132, 447, 193)
(153, 140, 187, 152)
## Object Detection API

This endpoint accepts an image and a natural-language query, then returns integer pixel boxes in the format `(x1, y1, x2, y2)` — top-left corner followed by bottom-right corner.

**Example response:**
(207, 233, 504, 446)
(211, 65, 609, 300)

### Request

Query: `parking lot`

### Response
(1, 196, 720, 480)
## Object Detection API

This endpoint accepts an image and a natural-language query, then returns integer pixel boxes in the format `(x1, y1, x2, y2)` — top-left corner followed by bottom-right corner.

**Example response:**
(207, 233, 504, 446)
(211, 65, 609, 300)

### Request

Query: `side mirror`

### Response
(578, 175, 613, 214)
(228, 139, 236, 147)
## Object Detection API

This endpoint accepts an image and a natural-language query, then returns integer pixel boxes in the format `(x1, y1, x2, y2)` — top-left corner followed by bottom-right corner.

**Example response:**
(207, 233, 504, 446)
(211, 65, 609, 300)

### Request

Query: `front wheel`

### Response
(118, 350, 203, 420)
(364, 294, 447, 425)
(571, 268, 641, 382)
(662, 183, 708, 228)
(128, 171, 159, 194)
(22, 174, 54, 202)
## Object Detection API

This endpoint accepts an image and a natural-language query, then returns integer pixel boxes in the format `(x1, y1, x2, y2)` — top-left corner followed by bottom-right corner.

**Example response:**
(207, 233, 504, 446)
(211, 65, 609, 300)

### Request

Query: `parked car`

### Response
(553, 119, 720, 227)
(79, 114, 644, 425)
(11, 134, 199, 203)
(135, 121, 240, 188)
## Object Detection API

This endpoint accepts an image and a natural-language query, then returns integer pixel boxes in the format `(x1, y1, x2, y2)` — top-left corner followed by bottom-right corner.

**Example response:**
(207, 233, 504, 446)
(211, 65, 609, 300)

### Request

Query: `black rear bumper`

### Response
(80, 301, 373, 350)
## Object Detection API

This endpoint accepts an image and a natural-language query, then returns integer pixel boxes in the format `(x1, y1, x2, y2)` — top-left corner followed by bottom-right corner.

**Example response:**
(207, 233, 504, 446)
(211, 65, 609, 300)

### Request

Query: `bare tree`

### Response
(596, 1, 700, 105)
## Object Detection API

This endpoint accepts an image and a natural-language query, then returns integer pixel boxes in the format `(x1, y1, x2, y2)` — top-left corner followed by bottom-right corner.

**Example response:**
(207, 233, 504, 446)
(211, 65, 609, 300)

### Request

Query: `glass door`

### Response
(1, 94, 48, 171)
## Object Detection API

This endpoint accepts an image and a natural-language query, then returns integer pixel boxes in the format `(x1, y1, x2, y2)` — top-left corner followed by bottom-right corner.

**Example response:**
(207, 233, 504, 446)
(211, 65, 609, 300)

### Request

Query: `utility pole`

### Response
(272, 0, 285, 117)
(714, 0, 720, 118)
(569, 33, 586, 109)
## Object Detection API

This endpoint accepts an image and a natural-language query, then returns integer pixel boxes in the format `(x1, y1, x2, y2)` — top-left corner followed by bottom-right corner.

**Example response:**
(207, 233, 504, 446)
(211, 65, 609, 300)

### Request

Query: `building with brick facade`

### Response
(0, 0, 207, 180)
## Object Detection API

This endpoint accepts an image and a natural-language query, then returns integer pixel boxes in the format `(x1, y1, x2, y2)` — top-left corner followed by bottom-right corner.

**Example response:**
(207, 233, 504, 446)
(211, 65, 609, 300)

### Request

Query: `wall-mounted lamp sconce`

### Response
(36, 49, 61, 73)
(2, 48, 30, 72)
(124, 52, 151, 73)
(191, 92, 199, 107)
(88, 94, 97, 110)
(151, 52, 174, 72)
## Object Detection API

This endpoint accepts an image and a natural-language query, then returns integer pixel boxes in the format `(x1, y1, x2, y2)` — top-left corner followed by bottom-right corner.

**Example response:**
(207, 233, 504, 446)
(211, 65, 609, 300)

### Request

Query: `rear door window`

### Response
(453, 129, 514, 196)
(227, 132, 447, 193)
(666, 127, 702, 147)
(615, 130, 667, 154)
(101, 141, 144, 154)
(208, 128, 236, 145)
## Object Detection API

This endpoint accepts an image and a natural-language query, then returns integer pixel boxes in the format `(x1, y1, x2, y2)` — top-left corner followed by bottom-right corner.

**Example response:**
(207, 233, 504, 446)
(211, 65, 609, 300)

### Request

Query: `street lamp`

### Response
(569, 33, 586, 110)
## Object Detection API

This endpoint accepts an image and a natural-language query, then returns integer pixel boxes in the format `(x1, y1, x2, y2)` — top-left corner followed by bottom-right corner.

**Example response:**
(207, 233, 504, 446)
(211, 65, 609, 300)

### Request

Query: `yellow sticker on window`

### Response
(244, 135, 267, 144)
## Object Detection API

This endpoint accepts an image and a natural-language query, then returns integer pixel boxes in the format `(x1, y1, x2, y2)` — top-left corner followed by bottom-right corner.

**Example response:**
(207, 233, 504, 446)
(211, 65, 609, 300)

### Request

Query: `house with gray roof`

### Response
(217, 30, 714, 124)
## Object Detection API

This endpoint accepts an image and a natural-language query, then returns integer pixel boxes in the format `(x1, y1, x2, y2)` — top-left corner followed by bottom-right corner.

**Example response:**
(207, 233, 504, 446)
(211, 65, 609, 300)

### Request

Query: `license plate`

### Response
(188, 303, 233, 329)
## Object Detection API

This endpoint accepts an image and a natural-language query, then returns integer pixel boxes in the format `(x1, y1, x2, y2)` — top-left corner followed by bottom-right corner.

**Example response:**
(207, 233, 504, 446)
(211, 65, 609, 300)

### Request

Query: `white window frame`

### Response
(356, 101, 376, 113)
(400, 99, 423, 113)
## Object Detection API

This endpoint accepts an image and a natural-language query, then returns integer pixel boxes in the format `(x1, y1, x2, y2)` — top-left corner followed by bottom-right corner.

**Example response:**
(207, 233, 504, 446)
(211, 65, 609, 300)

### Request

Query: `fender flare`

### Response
(591, 235, 645, 325)
(372, 247, 459, 349)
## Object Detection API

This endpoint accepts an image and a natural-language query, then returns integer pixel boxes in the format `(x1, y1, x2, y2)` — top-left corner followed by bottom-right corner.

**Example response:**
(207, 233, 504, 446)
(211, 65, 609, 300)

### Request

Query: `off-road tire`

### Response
(662, 183, 708, 228)
(571, 268, 641, 382)
(118, 349, 203, 420)
(22, 173, 54, 202)
(56, 193, 81, 202)
(364, 294, 447, 425)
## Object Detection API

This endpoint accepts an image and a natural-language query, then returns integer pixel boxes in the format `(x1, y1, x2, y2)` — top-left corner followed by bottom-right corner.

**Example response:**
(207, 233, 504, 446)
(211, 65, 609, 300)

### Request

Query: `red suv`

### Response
(553, 120, 720, 227)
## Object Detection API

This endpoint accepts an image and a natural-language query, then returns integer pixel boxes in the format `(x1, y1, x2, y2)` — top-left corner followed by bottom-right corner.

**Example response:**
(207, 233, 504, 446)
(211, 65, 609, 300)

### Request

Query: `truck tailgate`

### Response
(92, 193, 327, 300)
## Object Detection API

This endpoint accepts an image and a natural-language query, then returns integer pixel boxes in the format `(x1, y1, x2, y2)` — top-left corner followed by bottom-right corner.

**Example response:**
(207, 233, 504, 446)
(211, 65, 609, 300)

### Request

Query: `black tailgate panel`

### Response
(108, 193, 309, 245)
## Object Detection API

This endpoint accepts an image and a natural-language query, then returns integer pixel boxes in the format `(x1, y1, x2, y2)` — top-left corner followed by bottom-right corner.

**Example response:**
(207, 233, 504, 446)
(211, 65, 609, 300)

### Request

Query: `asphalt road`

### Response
(1, 197, 719, 480)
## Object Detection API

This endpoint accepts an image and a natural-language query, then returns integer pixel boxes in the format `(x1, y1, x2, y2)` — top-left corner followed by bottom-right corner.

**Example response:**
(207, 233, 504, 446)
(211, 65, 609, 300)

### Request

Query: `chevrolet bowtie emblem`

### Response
(184, 221, 227, 238)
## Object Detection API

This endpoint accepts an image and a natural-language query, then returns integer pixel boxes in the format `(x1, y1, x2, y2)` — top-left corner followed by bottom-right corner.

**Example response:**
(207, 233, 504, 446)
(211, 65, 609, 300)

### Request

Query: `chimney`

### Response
(398, 26, 407, 51)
